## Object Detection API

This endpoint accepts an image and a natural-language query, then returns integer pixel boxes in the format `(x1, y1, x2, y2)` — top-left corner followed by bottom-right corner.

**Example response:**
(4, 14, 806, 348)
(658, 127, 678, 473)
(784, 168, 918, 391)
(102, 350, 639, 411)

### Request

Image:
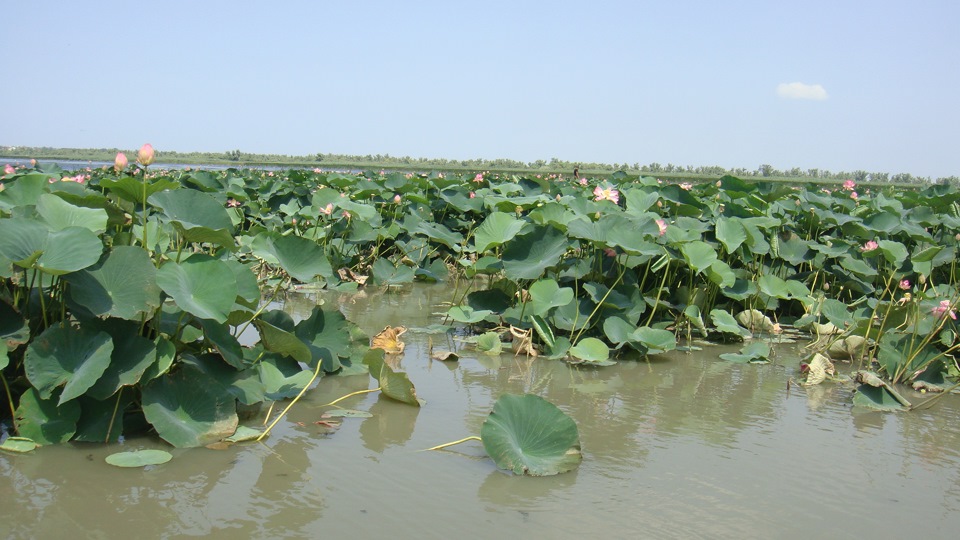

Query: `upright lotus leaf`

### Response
(502, 225, 571, 281)
(758, 274, 791, 299)
(447, 305, 494, 324)
(100, 176, 179, 204)
(156, 254, 237, 323)
(414, 221, 464, 251)
(36, 193, 108, 233)
(223, 259, 261, 310)
(719, 341, 771, 363)
(877, 240, 908, 268)
(148, 189, 235, 247)
(910, 245, 944, 277)
(24, 324, 114, 405)
(199, 319, 246, 369)
(371, 257, 416, 285)
(363, 348, 421, 406)
(86, 324, 158, 400)
(142, 336, 176, 382)
(710, 309, 751, 337)
(254, 310, 312, 364)
(480, 393, 582, 476)
(681, 241, 718, 275)
(1, 300, 30, 355)
(820, 298, 855, 329)
(527, 279, 575, 317)
(294, 306, 353, 372)
(0, 173, 48, 210)
(473, 212, 527, 254)
(14, 388, 81, 445)
(474, 331, 505, 355)
(141, 366, 239, 448)
(0, 217, 49, 268)
(715, 217, 747, 254)
(35, 227, 103, 275)
(258, 353, 315, 400)
(877, 332, 939, 384)
(250, 231, 333, 283)
(64, 246, 161, 320)
(706, 260, 736, 288)
(73, 393, 135, 443)
(569, 337, 614, 366)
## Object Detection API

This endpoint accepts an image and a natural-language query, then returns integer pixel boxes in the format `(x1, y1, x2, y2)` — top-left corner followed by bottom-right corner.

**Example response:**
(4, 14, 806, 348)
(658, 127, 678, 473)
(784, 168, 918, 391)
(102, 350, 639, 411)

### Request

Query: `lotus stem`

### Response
(1, 373, 17, 434)
(104, 387, 122, 443)
(422, 435, 481, 452)
(320, 387, 380, 407)
(257, 359, 324, 441)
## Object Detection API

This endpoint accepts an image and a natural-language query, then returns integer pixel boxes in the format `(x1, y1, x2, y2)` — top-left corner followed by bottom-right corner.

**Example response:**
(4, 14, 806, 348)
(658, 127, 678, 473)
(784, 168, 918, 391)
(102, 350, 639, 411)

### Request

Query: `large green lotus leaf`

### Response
(877, 240, 908, 267)
(852, 384, 906, 411)
(447, 305, 494, 324)
(710, 309, 751, 337)
(371, 257, 416, 285)
(569, 337, 613, 365)
(633, 326, 677, 355)
(148, 189, 235, 246)
(719, 341, 771, 363)
(681, 241, 718, 275)
(0, 437, 39, 453)
(480, 393, 582, 476)
(294, 306, 353, 372)
(35, 226, 103, 275)
(222, 259, 261, 308)
(254, 311, 312, 364)
(473, 212, 528, 253)
(141, 366, 239, 448)
(100, 176, 180, 204)
(14, 388, 81, 445)
(502, 226, 571, 281)
(0, 217, 48, 267)
(250, 231, 333, 283)
(178, 352, 265, 405)
(414, 221, 464, 251)
(156, 254, 237, 323)
(36, 193, 108, 233)
(715, 217, 747, 254)
(86, 326, 157, 400)
(198, 319, 246, 369)
(64, 246, 161, 321)
(258, 353, 315, 400)
(25, 324, 114, 405)
(363, 348, 420, 406)
(840, 256, 878, 277)
(0, 173, 48, 210)
(142, 337, 176, 382)
(106, 449, 173, 468)
(528, 279, 575, 317)
(706, 260, 736, 288)
(758, 274, 791, 299)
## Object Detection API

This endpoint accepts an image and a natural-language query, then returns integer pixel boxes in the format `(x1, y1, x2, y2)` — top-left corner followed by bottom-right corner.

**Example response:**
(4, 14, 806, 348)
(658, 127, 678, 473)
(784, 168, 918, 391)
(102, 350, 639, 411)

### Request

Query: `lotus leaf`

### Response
(105, 449, 173, 468)
(0, 437, 39, 453)
(156, 254, 237, 323)
(502, 226, 571, 281)
(14, 388, 80, 445)
(24, 324, 114, 405)
(363, 348, 420, 406)
(141, 366, 239, 448)
(480, 393, 582, 476)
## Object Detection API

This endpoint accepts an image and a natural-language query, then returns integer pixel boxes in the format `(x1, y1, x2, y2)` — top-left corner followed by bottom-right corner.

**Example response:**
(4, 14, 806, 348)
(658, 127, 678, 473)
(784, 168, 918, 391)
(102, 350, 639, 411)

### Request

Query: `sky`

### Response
(3, 1, 959, 178)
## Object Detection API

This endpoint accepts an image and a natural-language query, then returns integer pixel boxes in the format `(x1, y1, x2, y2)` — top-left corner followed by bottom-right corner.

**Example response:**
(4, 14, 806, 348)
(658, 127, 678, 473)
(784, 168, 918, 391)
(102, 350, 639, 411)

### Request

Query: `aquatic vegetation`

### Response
(2, 153, 959, 455)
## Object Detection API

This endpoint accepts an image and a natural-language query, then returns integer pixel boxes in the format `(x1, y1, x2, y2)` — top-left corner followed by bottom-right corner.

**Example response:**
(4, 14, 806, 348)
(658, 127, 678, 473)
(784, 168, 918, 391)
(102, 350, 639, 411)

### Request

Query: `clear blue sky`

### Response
(3, 1, 958, 178)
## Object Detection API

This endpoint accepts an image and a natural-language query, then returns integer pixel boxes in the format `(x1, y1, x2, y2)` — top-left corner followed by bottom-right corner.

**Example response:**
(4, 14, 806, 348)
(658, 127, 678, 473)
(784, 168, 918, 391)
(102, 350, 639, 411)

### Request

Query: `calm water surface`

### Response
(3, 284, 960, 539)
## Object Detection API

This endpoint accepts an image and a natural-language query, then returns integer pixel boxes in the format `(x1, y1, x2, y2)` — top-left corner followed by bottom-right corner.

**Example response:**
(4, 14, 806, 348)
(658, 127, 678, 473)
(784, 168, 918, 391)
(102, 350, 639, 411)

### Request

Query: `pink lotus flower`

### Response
(3, 164, 14, 175)
(860, 240, 878, 252)
(578, 178, 588, 186)
(137, 143, 155, 166)
(320, 203, 333, 216)
(932, 300, 957, 320)
(655, 219, 668, 236)
(593, 184, 620, 204)
(473, 173, 484, 184)
(393, 194, 402, 204)
(899, 279, 911, 290)
(679, 182, 693, 190)
(226, 198, 241, 208)
(850, 191, 858, 200)
(114, 152, 128, 173)
(469, 191, 475, 198)
(603, 247, 617, 257)
(842, 179, 856, 191)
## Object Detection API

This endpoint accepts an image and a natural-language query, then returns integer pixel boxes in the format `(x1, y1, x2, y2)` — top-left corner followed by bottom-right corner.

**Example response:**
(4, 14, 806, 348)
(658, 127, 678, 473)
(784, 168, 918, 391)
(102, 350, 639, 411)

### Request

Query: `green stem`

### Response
(422, 435, 482, 452)
(104, 387, 123, 443)
(320, 387, 380, 407)
(257, 360, 326, 442)
(1, 373, 17, 434)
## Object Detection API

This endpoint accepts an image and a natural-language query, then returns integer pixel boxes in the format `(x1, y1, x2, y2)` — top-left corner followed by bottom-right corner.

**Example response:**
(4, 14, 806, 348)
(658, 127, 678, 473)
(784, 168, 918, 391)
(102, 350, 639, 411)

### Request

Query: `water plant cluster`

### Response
(1, 153, 958, 458)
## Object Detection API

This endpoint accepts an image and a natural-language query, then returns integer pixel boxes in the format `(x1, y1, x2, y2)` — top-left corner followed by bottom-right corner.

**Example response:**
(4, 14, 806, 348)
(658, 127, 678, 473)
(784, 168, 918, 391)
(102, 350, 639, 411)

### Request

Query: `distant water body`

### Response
(0, 158, 368, 174)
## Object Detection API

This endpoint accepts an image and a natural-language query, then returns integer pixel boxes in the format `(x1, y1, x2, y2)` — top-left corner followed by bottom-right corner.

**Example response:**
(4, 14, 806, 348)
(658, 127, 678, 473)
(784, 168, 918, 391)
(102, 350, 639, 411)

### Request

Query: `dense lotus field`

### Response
(1, 151, 959, 462)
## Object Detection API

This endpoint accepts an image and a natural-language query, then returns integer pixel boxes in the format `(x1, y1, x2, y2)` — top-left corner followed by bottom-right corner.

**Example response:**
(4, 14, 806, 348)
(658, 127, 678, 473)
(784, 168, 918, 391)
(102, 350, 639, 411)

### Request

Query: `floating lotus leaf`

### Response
(0, 437, 39, 453)
(14, 388, 81, 445)
(141, 366, 239, 448)
(64, 246, 161, 320)
(24, 324, 114, 405)
(480, 393, 582, 476)
(719, 341, 770, 363)
(105, 449, 173, 468)
(225, 425, 265, 443)
(156, 254, 237, 323)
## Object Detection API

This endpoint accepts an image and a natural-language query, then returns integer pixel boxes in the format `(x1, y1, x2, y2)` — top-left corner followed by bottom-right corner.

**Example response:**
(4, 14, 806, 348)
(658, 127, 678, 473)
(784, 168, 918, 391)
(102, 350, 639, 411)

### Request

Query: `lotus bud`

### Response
(393, 194, 402, 204)
(137, 143, 155, 166)
(114, 152, 128, 173)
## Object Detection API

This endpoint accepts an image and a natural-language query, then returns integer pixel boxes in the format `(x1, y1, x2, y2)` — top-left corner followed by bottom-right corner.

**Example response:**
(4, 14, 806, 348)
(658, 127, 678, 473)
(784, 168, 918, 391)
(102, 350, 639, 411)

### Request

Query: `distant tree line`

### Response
(1, 145, 955, 185)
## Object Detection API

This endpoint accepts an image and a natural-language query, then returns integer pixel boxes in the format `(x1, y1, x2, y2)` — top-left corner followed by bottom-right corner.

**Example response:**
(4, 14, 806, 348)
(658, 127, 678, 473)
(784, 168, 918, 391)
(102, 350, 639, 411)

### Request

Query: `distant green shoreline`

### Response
(1, 145, 952, 186)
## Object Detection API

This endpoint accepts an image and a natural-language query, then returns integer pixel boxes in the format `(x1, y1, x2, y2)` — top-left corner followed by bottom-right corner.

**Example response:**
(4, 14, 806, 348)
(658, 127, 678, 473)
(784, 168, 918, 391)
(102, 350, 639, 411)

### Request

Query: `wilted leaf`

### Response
(371, 325, 406, 353)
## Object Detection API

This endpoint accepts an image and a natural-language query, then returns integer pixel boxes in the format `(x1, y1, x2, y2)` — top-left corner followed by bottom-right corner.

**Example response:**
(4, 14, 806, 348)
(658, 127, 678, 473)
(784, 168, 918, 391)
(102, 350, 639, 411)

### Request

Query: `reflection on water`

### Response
(4, 283, 960, 538)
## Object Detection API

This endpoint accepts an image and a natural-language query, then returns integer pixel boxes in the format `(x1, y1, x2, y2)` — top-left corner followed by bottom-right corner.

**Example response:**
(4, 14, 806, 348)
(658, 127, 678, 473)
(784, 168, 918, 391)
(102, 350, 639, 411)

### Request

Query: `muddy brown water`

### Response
(3, 284, 960, 539)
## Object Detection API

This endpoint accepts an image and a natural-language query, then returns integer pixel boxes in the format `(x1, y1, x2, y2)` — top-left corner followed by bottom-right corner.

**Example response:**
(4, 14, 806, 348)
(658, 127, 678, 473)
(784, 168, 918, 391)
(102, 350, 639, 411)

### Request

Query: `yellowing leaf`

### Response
(371, 325, 406, 354)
